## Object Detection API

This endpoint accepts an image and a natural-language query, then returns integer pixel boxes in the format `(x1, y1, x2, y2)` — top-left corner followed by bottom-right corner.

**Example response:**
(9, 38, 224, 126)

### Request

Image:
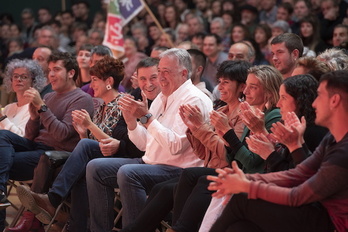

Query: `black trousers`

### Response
(120, 177, 178, 232)
(210, 193, 336, 232)
(172, 167, 216, 232)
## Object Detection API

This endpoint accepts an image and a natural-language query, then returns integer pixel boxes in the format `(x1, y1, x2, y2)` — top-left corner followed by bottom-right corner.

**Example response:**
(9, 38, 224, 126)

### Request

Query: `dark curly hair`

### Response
(48, 51, 79, 81)
(282, 74, 318, 125)
(90, 56, 124, 89)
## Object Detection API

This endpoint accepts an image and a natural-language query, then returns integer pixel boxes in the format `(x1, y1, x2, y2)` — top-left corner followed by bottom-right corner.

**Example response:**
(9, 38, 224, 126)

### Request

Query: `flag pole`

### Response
(61, 0, 66, 11)
(140, 0, 175, 48)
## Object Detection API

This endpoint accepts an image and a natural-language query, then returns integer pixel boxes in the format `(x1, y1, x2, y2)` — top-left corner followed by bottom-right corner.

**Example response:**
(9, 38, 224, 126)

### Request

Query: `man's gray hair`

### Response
(317, 48, 348, 71)
(160, 48, 192, 79)
(211, 17, 225, 28)
(88, 28, 105, 39)
(234, 41, 255, 62)
(91, 45, 114, 57)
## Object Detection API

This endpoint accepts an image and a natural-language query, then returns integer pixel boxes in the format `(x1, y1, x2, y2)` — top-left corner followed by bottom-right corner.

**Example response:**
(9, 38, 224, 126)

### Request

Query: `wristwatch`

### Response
(38, 105, 48, 113)
(139, 113, 153, 124)
(0, 115, 7, 122)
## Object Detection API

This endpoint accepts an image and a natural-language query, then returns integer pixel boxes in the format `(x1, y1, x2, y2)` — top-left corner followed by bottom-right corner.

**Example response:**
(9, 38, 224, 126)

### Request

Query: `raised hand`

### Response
(240, 102, 267, 135)
(119, 92, 149, 119)
(130, 71, 139, 89)
(72, 121, 87, 138)
(210, 110, 231, 137)
(246, 133, 275, 160)
(23, 87, 44, 108)
(72, 109, 93, 128)
(179, 104, 204, 130)
(270, 116, 303, 152)
(284, 112, 306, 145)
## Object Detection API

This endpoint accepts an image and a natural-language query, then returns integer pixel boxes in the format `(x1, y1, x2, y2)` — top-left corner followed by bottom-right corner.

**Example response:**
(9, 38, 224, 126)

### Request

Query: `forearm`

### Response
(192, 123, 226, 159)
(87, 123, 110, 141)
(0, 118, 28, 137)
(266, 149, 293, 173)
(128, 123, 148, 151)
(25, 118, 41, 140)
(147, 119, 191, 155)
(39, 110, 76, 142)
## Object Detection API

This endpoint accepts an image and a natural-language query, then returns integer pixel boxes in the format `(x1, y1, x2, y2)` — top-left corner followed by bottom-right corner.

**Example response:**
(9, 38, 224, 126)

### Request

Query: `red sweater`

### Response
(247, 132, 348, 232)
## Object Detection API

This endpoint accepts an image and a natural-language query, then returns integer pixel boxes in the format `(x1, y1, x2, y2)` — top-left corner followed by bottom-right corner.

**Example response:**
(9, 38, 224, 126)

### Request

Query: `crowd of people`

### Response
(0, 0, 347, 232)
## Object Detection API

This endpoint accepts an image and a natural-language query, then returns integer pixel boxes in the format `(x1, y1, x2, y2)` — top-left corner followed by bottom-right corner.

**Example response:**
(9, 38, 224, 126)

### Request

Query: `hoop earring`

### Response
(106, 84, 112, 90)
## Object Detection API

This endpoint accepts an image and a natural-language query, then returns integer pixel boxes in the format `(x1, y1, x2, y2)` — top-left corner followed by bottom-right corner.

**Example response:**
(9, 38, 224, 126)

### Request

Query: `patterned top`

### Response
(89, 95, 122, 140)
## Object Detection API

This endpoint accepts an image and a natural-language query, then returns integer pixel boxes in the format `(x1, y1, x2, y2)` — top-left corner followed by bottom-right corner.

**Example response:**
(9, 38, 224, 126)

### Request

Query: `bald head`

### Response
(228, 42, 254, 63)
(32, 47, 52, 77)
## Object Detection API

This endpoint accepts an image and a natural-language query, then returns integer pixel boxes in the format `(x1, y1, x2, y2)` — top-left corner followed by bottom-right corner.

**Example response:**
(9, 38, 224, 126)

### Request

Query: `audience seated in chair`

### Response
(207, 70, 348, 232)
(1, 51, 94, 232)
(121, 64, 283, 232)
(0, 59, 46, 136)
(15, 57, 161, 231)
(84, 48, 212, 232)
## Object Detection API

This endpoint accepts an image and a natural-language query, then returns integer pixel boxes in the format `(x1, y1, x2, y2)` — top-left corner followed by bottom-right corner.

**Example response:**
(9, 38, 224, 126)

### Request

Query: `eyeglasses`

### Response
(12, 74, 31, 81)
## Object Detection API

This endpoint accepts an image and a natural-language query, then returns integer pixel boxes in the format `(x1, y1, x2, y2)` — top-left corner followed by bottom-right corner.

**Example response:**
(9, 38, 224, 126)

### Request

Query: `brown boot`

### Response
(16, 185, 56, 225)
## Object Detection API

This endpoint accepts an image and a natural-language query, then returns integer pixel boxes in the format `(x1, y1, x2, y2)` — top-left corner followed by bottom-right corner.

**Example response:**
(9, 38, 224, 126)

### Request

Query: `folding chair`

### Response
(113, 188, 123, 231)
(6, 180, 33, 227)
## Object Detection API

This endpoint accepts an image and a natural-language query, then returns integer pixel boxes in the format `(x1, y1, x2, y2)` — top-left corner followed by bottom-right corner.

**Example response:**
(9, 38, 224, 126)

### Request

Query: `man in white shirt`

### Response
(86, 48, 213, 231)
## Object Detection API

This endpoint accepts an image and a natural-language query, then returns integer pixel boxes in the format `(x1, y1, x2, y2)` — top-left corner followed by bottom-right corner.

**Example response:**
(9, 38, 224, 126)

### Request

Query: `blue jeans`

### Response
(87, 158, 184, 231)
(0, 130, 52, 228)
(49, 139, 105, 232)
(117, 164, 183, 227)
(0, 130, 51, 191)
(86, 158, 144, 232)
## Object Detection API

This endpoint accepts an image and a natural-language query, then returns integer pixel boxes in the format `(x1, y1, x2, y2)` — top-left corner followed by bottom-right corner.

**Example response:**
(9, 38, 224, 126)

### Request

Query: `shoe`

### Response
(6, 211, 44, 232)
(16, 185, 56, 225)
(166, 229, 177, 232)
(0, 191, 11, 210)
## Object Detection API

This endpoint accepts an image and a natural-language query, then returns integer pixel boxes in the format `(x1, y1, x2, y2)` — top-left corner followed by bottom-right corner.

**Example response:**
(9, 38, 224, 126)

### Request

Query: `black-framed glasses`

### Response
(12, 74, 31, 81)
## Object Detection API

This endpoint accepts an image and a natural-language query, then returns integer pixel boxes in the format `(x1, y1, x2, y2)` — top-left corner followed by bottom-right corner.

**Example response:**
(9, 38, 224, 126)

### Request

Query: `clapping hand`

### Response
(270, 112, 305, 152)
(179, 104, 204, 131)
(240, 102, 267, 135)
(130, 71, 139, 89)
(72, 109, 91, 137)
(246, 133, 275, 160)
(210, 110, 231, 138)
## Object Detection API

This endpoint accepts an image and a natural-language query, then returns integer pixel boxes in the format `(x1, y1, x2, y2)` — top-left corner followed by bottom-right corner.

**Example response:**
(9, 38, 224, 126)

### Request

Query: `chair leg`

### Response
(7, 180, 33, 227)
(8, 205, 26, 227)
(113, 189, 123, 231)
(45, 202, 64, 232)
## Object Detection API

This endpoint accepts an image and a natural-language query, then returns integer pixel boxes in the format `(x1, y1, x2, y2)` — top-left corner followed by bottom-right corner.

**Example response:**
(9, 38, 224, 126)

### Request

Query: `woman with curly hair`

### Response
(209, 74, 330, 232)
(246, 74, 328, 173)
(196, 74, 328, 232)
(1, 59, 46, 136)
(14, 56, 126, 232)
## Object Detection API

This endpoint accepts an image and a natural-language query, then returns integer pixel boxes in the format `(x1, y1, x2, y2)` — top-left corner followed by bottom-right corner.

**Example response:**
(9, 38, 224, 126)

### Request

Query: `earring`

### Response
(106, 84, 112, 90)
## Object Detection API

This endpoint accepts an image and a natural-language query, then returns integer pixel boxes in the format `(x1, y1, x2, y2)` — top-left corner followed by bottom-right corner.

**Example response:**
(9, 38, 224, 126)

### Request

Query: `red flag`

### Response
(103, 0, 144, 58)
